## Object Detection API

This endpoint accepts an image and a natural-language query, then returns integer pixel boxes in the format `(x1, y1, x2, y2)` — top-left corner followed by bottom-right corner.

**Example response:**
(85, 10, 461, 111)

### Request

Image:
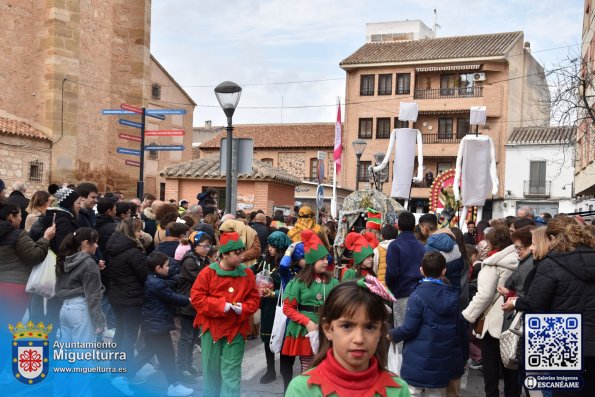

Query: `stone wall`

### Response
(0, 134, 52, 194)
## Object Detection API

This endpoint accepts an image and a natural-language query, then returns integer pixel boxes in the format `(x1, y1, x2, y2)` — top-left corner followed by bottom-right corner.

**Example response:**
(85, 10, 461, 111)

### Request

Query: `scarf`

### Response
(219, 219, 256, 252)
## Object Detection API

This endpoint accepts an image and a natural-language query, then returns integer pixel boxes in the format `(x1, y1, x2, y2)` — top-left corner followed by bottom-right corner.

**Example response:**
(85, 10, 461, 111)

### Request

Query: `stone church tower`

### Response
(0, 0, 153, 194)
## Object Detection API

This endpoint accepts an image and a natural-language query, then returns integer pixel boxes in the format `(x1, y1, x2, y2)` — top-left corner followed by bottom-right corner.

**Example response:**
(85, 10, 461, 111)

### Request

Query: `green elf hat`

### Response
(219, 231, 246, 254)
(365, 208, 382, 230)
(301, 229, 329, 265)
(345, 232, 374, 265)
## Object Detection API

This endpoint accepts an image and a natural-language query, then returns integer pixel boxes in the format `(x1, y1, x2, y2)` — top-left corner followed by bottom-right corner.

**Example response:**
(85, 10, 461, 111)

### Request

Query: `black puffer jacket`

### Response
(30, 207, 77, 253)
(142, 273, 189, 334)
(177, 251, 209, 316)
(105, 231, 147, 307)
(95, 214, 118, 255)
(515, 246, 595, 355)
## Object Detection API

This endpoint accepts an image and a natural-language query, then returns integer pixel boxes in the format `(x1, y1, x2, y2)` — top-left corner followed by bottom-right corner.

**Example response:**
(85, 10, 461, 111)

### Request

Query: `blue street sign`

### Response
(117, 147, 141, 156)
(145, 145, 184, 151)
(146, 109, 187, 115)
(102, 109, 135, 115)
(119, 119, 143, 129)
(147, 113, 166, 121)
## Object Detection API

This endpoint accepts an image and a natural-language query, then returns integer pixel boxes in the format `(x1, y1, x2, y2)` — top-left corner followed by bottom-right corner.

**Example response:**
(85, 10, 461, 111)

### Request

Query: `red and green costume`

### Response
(342, 232, 375, 282)
(190, 232, 261, 397)
(281, 229, 339, 357)
(285, 348, 410, 397)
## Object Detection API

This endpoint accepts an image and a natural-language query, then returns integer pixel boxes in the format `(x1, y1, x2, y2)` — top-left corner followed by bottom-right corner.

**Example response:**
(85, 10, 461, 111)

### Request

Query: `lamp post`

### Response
(352, 139, 367, 190)
(214, 81, 242, 215)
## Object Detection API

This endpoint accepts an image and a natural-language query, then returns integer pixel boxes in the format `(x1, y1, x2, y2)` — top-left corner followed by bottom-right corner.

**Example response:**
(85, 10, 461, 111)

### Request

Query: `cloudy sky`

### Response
(150, 0, 583, 127)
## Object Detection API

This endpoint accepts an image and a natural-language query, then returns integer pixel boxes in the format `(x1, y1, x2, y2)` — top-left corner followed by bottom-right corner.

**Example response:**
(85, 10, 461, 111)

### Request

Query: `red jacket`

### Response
(190, 262, 260, 342)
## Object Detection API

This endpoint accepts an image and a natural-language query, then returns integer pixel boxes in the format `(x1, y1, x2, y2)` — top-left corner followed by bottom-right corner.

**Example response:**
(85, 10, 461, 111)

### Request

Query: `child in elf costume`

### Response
(286, 275, 410, 397)
(190, 231, 261, 397)
(282, 229, 339, 380)
(342, 232, 376, 282)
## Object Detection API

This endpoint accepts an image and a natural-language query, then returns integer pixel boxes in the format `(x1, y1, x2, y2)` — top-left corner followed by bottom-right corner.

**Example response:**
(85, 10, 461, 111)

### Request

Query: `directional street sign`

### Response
(145, 130, 185, 137)
(119, 119, 143, 129)
(120, 103, 142, 114)
(316, 185, 324, 209)
(144, 145, 184, 151)
(125, 160, 140, 167)
(102, 109, 135, 115)
(119, 133, 141, 142)
(117, 147, 141, 156)
(146, 109, 187, 115)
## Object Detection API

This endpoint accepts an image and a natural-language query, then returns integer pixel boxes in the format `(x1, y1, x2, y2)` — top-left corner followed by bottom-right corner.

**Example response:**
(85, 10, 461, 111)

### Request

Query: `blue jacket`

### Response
(389, 281, 468, 388)
(425, 234, 464, 292)
(141, 273, 190, 334)
(385, 231, 425, 298)
(154, 240, 182, 279)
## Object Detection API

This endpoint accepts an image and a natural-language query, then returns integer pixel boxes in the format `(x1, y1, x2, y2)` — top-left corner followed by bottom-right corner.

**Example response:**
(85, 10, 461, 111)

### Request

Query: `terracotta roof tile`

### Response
(0, 116, 51, 141)
(160, 157, 302, 186)
(508, 126, 575, 145)
(340, 31, 522, 66)
(199, 123, 336, 150)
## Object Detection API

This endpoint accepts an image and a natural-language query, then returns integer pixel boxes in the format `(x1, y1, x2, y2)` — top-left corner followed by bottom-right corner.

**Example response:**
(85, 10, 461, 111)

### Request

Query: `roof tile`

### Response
(508, 126, 576, 145)
(0, 116, 51, 141)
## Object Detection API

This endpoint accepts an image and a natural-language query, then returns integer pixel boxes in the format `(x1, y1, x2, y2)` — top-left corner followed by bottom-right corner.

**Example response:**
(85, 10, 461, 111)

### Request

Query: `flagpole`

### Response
(331, 96, 340, 220)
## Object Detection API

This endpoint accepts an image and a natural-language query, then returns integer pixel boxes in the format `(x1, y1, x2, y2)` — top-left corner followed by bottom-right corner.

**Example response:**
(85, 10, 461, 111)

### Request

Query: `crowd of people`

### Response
(0, 177, 594, 397)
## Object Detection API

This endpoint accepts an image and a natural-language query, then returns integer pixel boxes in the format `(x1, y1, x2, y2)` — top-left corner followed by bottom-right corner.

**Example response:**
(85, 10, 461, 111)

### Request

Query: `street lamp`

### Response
(214, 81, 242, 215)
(352, 139, 367, 190)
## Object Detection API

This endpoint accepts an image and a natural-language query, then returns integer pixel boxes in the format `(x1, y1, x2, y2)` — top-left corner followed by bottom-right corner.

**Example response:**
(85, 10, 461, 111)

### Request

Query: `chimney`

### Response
(524, 41, 531, 51)
(205, 120, 212, 128)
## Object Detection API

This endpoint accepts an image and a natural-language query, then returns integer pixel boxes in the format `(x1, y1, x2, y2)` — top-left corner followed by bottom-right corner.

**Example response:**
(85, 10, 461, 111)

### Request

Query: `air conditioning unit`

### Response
(473, 72, 486, 82)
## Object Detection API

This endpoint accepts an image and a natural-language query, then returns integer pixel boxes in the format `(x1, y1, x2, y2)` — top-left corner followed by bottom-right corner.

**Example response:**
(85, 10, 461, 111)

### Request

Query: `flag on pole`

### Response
(334, 102, 342, 175)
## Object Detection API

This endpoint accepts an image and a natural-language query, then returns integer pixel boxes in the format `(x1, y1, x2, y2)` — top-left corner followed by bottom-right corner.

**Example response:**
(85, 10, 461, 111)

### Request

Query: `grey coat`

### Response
(55, 251, 106, 330)
(0, 220, 50, 284)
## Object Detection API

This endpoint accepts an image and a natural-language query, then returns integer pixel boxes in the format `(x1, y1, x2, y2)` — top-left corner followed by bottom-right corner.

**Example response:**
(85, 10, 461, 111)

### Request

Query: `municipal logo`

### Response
(8, 321, 52, 385)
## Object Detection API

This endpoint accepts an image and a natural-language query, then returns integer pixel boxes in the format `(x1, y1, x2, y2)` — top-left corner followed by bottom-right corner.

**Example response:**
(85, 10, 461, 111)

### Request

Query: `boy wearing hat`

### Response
(342, 232, 376, 281)
(190, 231, 260, 397)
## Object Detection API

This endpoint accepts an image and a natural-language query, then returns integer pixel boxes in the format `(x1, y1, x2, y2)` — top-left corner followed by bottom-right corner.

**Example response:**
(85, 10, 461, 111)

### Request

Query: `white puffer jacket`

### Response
(462, 244, 518, 339)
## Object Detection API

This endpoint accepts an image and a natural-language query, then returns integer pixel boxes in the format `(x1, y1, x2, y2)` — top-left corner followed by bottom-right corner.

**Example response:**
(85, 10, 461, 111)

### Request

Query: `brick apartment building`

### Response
(339, 21, 550, 213)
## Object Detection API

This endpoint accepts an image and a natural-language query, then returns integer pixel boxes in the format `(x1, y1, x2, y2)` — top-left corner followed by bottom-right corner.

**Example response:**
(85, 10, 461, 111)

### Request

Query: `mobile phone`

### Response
(52, 213, 56, 224)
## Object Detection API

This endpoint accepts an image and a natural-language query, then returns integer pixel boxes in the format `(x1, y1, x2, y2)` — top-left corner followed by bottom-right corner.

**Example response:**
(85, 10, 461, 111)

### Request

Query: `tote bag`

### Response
(269, 284, 287, 354)
(25, 249, 57, 299)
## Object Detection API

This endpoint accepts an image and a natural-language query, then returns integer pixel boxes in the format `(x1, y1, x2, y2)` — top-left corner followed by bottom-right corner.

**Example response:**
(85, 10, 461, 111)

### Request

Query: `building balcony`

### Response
(523, 180, 551, 198)
(421, 134, 464, 144)
(414, 87, 483, 99)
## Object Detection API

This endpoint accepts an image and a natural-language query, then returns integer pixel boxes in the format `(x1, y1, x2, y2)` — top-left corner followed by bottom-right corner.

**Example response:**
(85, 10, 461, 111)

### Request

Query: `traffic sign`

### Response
(145, 129, 185, 137)
(117, 147, 141, 156)
(316, 185, 324, 209)
(144, 145, 184, 151)
(125, 160, 140, 167)
(120, 103, 142, 114)
(119, 133, 141, 142)
(102, 109, 135, 115)
(119, 119, 142, 129)
(146, 108, 187, 115)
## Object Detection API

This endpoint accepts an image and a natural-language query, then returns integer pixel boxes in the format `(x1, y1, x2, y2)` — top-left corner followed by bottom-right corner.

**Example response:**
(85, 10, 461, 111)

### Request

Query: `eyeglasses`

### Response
(197, 244, 212, 249)
(514, 245, 526, 251)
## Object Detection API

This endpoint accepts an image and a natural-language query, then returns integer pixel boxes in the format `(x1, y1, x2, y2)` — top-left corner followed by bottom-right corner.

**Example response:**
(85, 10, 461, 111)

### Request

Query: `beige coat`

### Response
(462, 244, 518, 339)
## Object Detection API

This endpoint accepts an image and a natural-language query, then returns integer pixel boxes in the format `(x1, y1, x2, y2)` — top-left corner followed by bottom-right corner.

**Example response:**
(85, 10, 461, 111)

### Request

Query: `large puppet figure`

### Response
(453, 106, 498, 229)
(371, 102, 424, 209)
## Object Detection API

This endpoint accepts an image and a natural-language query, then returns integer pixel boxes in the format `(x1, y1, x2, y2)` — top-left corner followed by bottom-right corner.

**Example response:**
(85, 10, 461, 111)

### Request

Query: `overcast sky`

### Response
(150, 0, 583, 127)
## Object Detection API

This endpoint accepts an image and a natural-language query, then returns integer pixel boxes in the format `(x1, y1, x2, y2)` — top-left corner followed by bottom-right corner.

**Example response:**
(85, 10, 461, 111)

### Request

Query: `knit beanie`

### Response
(366, 208, 382, 230)
(189, 230, 208, 247)
(267, 231, 292, 252)
(363, 232, 380, 249)
(54, 187, 80, 210)
(301, 229, 329, 265)
(219, 231, 246, 254)
(345, 232, 374, 265)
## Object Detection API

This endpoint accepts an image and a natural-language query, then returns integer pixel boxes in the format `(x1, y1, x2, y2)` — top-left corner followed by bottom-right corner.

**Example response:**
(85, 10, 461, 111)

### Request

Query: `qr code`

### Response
(525, 313, 582, 371)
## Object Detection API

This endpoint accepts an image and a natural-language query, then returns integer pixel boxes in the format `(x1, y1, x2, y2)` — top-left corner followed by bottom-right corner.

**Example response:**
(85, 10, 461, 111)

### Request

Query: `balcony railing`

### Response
(412, 180, 432, 188)
(421, 134, 464, 144)
(414, 86, 483, 99)
(523, 180, 551, 198)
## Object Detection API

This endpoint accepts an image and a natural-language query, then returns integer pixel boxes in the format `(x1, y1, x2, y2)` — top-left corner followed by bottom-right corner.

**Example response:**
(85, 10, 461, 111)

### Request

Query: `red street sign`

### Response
(119, 133, 141, 142)
(145, 130, 185, 136)
(120, 103, 142, 114)
(125, 160, 140, 167)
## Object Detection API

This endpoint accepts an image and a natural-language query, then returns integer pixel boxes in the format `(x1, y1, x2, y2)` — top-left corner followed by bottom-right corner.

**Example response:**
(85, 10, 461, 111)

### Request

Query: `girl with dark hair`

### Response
(342, 232, 376, 281)
(450, 227, 471, 310)
(281, 230, 339, 391)
(286, 277, 409, 396)
(56, 227, 105, 341)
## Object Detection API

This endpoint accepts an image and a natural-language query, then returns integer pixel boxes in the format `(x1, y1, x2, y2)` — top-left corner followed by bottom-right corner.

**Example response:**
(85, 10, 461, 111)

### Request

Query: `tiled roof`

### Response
(340, 31, 522, 66)
(199, 123, 336, 150)
(160, 157, 302, 186)
(508, 126, 575, 145)
(0, 116, 51, 141)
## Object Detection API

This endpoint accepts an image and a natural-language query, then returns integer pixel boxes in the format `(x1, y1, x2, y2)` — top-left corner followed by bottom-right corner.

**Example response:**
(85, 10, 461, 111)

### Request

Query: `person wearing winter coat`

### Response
(503, 217, 595, 397)
(105, 218, 147, 394)
(462, 225, 520, 397)
(6, 182, 29, 229)
(128, 252, 193, 397)
(95, 198, 119, 255)
(390, 252, 468, 396)
(372, 224, 398, 286)
(219, 219, 261, 266)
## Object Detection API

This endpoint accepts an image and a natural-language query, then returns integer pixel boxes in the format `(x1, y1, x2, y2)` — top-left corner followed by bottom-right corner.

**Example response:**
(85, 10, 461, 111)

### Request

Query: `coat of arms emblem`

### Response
(8, 321, 52, 385)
